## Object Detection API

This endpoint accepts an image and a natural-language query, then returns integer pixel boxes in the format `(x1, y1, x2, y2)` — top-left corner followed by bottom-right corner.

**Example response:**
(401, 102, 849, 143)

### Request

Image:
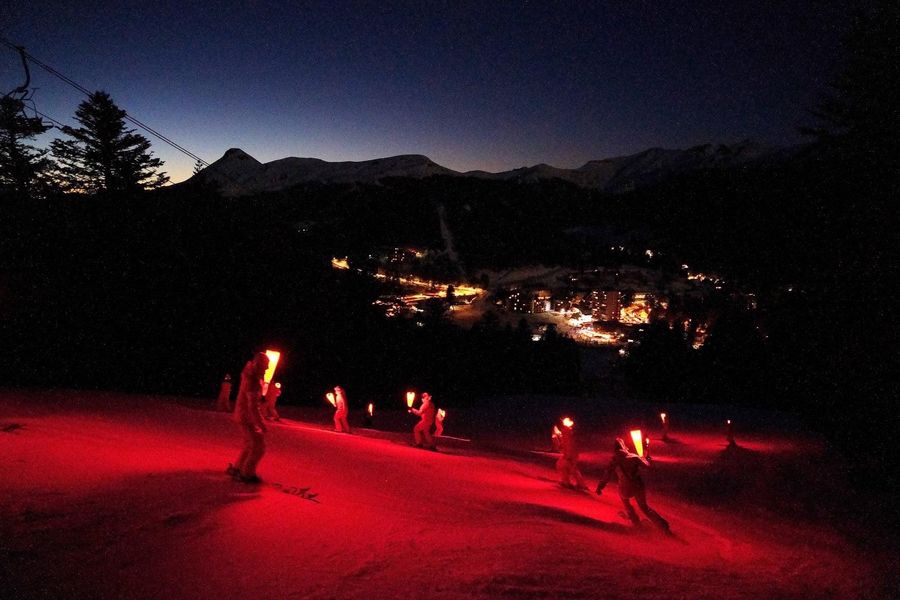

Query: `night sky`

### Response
(2, 1, 852, 182)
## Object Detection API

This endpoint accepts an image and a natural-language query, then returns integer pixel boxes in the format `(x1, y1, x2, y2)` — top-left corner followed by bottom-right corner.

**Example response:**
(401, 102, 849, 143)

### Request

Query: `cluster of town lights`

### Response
(332, 256, 483, 299)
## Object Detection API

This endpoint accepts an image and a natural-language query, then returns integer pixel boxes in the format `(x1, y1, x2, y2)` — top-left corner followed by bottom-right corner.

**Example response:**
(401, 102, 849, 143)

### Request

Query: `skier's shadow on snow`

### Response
(495, 501, 632, 534)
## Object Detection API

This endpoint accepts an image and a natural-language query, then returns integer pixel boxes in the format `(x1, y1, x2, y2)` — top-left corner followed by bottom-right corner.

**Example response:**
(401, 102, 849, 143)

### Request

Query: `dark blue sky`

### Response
(2, 1, 851, 182)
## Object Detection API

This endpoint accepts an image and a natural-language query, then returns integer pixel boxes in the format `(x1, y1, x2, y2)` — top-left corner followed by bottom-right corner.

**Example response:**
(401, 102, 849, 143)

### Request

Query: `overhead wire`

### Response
(1, 36, 210, 168)
(30, 107, 66, 129)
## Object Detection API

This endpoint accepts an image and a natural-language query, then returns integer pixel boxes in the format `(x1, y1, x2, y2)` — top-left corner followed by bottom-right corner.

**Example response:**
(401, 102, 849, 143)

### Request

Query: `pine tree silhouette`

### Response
(50, 91, 169, 194)
(0, 97, 52, 198)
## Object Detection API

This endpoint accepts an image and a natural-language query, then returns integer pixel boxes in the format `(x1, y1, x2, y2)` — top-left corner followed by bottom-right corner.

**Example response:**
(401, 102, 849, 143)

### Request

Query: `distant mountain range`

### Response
(195, 141, 798, 196)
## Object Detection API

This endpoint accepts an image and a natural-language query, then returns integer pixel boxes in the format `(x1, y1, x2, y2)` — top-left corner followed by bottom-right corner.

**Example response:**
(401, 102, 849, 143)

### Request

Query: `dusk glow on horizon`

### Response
(1, 1, 852, 182)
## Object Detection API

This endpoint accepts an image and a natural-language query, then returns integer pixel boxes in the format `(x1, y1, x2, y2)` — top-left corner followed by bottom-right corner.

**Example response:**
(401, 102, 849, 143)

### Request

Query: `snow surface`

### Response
(1, 390, 896, 599)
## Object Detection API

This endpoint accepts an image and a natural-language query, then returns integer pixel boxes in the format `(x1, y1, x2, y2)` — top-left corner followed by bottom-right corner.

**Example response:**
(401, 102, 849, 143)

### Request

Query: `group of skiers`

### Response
(554, 417, 670, 534)
(224, 351, 670, 533)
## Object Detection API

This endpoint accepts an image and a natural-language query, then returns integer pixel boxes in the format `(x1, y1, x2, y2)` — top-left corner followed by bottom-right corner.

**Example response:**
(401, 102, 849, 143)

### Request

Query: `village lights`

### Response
(331, 257, 350, 270)
(660, 412, 670, 441)
(325, 392, 336, 407)
(406, 391, 416, 409)
(630, 429, 645, 458)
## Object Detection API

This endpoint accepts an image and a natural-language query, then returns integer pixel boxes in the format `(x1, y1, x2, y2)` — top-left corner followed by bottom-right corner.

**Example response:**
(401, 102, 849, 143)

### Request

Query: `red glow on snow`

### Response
(325, 392, 336, 407)
(0, 391, 886, 599)
(406, 391, 416, 408)
(630, 429, 644, 457)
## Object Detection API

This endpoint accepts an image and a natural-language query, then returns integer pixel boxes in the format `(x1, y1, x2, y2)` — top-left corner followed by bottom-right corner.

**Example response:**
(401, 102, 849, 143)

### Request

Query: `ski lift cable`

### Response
(30, 107, 66, 129)
(1, 37, 210, 168)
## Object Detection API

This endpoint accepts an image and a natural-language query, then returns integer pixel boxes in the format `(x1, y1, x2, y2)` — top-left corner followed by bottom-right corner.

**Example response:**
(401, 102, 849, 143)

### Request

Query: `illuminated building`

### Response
(508, 290, 529, 313)
(531, 289, 552, 314)
(619, 292, 653, 325)
(591, 290, 620, 322)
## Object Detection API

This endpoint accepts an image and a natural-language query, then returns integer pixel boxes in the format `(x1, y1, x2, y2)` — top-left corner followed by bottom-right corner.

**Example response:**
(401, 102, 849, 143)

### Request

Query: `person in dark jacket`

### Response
(596, 437, 670, 533)
(227, 352, 269, 483)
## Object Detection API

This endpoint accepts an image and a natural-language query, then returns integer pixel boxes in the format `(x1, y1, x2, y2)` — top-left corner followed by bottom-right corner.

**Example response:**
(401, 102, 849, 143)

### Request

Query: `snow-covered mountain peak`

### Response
(193, 141, 794, 196)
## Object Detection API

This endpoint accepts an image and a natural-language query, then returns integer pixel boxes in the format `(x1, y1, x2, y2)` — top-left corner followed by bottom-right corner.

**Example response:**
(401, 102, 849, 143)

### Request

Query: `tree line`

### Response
(1, 90, 167, 199)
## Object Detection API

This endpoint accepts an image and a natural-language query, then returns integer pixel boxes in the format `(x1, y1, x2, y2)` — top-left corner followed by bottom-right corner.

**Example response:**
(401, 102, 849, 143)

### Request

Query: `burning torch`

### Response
(406, 391, 416, 411)
(551, 425, 562, 451)
(629, 429, 645, 458)
(726, 419, 736, 447)
(262, 349, 281, 396)
(325, 392, 336, 407)
(364, 402, 374, 427)
(660, 412, 670, 442)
